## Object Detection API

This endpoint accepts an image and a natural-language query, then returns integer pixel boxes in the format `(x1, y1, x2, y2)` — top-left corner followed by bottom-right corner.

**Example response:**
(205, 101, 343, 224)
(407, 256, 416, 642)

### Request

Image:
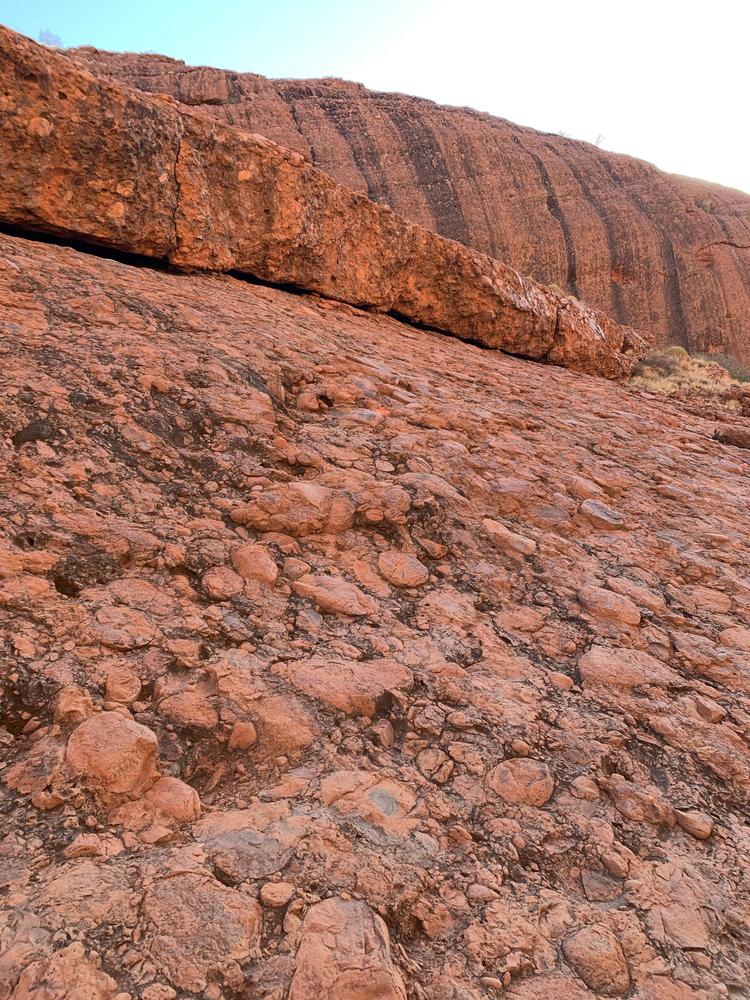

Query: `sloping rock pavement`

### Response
(1, 229, 750, 997)
(0, 25, 645, 379)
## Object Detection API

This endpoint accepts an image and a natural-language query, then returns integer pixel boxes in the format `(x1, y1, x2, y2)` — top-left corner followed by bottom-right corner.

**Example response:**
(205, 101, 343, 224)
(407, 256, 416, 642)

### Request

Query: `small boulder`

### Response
(675, 808, 714, 840)
(260, 880, 295, 907)
(10, 942, 118, 1000)
(145, 776, 201, 823)
(579, 499, 626, 529)
(377, 550, 429, 587)
(292, 574, 377, 616)
(228, 720, 258, 749)
(563, 924, 630, 996)
(53, 684, 94, 725)
(486, 757, 554, 807)
(279, 656, 413, 717)
(289, 896, 406, 1000)
(104, 664, 142, 703)
(231, 542, 278, 585)
(66, 711, 158, 796)
(578, 585, 641, 626)
(201, 565, 244, 600)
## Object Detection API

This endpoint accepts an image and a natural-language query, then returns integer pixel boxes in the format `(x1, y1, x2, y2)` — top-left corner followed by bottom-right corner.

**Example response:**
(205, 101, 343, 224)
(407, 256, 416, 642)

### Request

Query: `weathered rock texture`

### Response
(68, 46, 750, 363)
(2, 227, 750, 999)
(0, 25, 644, 379)
(3, 22, 750, 1000)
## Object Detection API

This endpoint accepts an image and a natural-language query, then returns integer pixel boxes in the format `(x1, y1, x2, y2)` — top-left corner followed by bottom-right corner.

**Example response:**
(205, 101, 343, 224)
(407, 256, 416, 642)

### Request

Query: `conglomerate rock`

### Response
(0, 25, 645, 379)
(66, 46, 750, 364)
(2, 229, 750, 998)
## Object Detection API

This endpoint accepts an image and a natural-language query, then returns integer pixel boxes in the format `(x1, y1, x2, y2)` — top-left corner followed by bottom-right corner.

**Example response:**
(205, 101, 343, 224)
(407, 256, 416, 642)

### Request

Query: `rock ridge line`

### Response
(0, 25, 646, 379)
(68, 45, 750, 364)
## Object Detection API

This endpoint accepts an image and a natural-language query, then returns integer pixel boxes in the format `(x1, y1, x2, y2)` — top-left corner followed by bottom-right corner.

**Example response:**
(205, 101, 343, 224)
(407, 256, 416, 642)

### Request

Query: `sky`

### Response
(2, 0, 748, 194)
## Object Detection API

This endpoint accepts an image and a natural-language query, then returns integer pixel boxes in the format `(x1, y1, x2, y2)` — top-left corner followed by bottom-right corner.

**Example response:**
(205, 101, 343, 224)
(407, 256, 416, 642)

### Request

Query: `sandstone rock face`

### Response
(289, 897, 406, 1000)
(3, 228, 748, 997)
(69, 48, 750, 364)
(9, 942, 118, 1000)
(142, 869, 263, 992)
(0, 25, 643, 379)
(3, 30, 750, 998)
(486, 757, 555, 807)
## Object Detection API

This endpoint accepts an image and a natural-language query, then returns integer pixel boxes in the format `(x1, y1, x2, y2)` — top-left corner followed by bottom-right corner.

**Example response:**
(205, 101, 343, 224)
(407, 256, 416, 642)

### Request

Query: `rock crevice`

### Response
(0, 25, 645, 379)
(67, 45, 750, 363)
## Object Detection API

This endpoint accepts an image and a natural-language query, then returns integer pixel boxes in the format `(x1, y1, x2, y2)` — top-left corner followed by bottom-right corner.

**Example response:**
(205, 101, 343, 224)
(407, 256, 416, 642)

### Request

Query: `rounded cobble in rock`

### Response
(487, 758, 555, 806)
(377, 551, 429, 588)
(66, 712, 158, 796)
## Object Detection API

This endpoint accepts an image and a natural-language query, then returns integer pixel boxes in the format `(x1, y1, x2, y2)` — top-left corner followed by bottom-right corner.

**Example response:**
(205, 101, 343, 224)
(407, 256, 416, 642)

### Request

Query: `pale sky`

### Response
(3, 0, 748, 194)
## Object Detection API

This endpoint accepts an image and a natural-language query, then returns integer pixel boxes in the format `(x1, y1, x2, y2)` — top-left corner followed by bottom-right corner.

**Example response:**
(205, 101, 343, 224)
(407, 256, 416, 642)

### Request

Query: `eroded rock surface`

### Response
(289, 897, 407, 1000)
(0, 25, 644, 379)
(1, 228, 750, 998)
(68, 45, 750, 364)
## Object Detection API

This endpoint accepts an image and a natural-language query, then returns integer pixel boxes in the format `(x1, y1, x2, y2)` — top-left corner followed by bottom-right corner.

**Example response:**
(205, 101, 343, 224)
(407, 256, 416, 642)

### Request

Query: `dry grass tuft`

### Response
(631, 347, 750, 413)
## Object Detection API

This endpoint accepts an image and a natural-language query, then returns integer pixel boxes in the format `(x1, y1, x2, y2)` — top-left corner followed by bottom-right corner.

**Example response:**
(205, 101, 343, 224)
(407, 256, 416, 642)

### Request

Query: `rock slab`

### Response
(0, 25, 644, 378)
(70, 45, 750, 364)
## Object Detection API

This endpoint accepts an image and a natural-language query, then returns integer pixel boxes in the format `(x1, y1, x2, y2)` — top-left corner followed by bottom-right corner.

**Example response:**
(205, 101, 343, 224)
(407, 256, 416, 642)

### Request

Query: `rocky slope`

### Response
(2, 24, 750, 1000)
(0, 25, 644, 380)
(67, 48, 750, 364)
(3, 226, 750, 1000)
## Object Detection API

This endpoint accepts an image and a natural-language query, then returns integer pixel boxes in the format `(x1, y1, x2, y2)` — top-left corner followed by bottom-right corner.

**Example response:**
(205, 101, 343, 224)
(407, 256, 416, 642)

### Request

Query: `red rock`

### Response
(577, 585, 641, 626)
(158, 688, 219, 730)
(578, 646, 679, 688)
(289, 897, 406, 1000)
(482, 518, 537, 557)
(89, 605, 156, 650)
(63, 833, 105, 859)
(201, 564, 244, 600)
(292, 574, 377, 616)
(579, 499, 626, 529)
(320, 770, 419, 835)
(278, 656, 413, 716)
(144, 776, 201, 823)
(232, 482, 354, 536)
(142, 871, 262, 993)
(0, 26, 643, 379)
(66, 712, 158, 797)
(228, 720, 258, 749)
(715, 426, 750, 450)
(599, 773, 676, 827)
(675, 808, 714, 839)
(486, 758, 555, 807)
(2, 123, 750, 997)
(71, 46, 750, 365)
(10, 942, 118, 1000)
(562, 925, 630, 996)
(251, 694, 318, 757)
(259, 880, 295, 907)
(377, 550, 429, 587)
(53, 685, 94, 725)
(104, 665, 142, 703)
(231, 542, 279, 585)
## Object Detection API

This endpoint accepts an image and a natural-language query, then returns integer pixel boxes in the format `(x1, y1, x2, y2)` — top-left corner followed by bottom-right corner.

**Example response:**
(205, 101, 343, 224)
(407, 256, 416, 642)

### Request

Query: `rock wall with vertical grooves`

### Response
(68, 47, 750, 363)
(0, 26, 645, 380)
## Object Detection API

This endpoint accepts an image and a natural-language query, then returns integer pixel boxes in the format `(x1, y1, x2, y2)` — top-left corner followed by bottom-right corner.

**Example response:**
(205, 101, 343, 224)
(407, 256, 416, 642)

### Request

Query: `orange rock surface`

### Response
(2, 227, 750, 998)
(0, 25, 644, 379)
(2, 22, 750, 1000)
(68, 47, 750, 364)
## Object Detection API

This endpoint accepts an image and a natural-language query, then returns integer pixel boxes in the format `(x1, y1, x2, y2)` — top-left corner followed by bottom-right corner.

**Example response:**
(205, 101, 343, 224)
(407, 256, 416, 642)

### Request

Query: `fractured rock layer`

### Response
(68, 46, 750, 363)
(1, 229, 750, 997)
(0, 25, 643, 379)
